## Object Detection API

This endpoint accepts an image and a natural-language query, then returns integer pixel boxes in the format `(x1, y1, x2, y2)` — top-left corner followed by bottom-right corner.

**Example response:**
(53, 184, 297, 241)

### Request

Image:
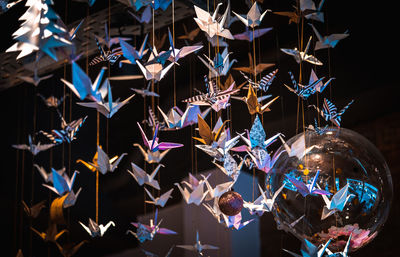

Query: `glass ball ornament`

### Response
(218, 191, 244, 216)
(266, 127, 393, 252)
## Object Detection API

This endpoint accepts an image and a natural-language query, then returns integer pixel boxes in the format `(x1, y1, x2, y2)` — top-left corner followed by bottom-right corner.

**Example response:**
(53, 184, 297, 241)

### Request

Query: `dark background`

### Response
(0, 0, 399, 256)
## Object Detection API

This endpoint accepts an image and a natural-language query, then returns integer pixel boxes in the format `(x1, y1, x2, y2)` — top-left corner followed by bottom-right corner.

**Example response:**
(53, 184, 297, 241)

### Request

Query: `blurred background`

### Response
(0, 0, 398, 256)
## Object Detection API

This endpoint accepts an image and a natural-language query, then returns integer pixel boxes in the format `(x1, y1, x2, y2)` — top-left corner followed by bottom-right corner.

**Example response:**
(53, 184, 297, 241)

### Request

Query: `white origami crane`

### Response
(131, 82, 160, 98)
(193, 3, 234, 39)
(33, 164, 65, 183)
(133, 143, 171, 164)
(232, 2, 270, 28)
(18, 71, 53, 87)
(203, 177, 235, 201)
(174, 173, 210, 205)
(280, 36, 323, 66)
(77, 82, 135, 118)
(197, 47, 236, 78)
(79, 218, 115, 237)
(319, 184, 354, 220)
(126, 162, 163, 190)
(325, 234, 352, 257)
(12, 134, 55, 156)
(243, 183, 285, 215)
(77, 145, 127, 175)
(222, 212, 254, 230)
(309, 23, 349, 50)
(279, 134, 315, 160)
(176, 231, 219, 256)
(136, 50, 174, 82)
(144, 188, 174, 208)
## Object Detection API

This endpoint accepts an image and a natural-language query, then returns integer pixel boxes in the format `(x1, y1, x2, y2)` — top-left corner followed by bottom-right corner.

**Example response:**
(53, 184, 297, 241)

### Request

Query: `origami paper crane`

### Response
(178, 24, 200, 41)
(31, 223, 68, 243)
(89, 38, 123, 66)
(76, 145, 127, 175)
(307, 118, 330, 135)
(61, 62, 107, 101)
(301, 0, 326, 23)
(284, 70, 334, 100)
(79, 218, 115, 237)
(198, 47, 236, 78)
(127, 209, 177, 243)
(284, 238, 332, 257)
(127, 162, 163, 190)
(182, 76, 239, 111)
(128, 5, 151, 24)
(320, 184, 354, 220)
(233, 52, 275, 75)
(12, 134, 55, 156)
(119, 34, 149, 65)
(325, 234, 352, 257)
(174, 173, 210, 205)
(39, 111, 87, 145)
(309, 98, 354, 127)
(193, 115, 229, 146)
(222, 212, 254, 230)
(137, 122, 184, 152)
(203, 198, 225, 223)
(133, 143, 171, 164)
(94, 23, 131, 49)
(6, 0, 73, 61)
(193, 3, 234, 39)
(279, 134, 315, 160)
(168, 44, 204, 64)
(203, 177, 235, 201)
(232, 2, 270, 28)
(308, 69, 335, 93)
(240, 69, 279, 92)
(233, 85, 279, 115)
(157, 105, 211, 130)
(144, 188, 174, 207)
(309, 23, 349, 50)
(34, 164, 65, 183)
(131, 82, 160, 98)
(77, 82, 135, 118)
(37, 94, 67, 108)
(22, 200, 46, 219)
(243, 183, 285, 215)
(281, 36, 323, 65)
(233, 27, 272, 41)
(176, 231, 219, 256)
(136, 52, 174, 81)
(246, 147, 273, 173)
(285, 170, 332, 197)
(213, 152, 243, 181)
(18, 71, 53, 87)
(196, 128, 241, 162)
(42, 169, 79, 196)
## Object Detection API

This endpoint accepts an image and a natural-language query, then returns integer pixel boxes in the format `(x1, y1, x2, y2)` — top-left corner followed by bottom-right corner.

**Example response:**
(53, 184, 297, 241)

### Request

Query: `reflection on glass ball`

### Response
(218, 191, 244, 216)
(266, 127, 393, 252)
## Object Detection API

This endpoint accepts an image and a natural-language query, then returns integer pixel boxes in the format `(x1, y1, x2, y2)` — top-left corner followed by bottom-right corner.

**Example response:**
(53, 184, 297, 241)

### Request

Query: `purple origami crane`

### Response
(233, 27, 272, 42)
(285, 170, 332, 197)
(137, 122, 183, 152)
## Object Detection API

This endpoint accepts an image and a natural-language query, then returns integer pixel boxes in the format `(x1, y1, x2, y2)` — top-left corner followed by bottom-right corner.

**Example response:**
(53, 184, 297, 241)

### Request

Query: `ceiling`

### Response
(0, 0, 398, 257)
